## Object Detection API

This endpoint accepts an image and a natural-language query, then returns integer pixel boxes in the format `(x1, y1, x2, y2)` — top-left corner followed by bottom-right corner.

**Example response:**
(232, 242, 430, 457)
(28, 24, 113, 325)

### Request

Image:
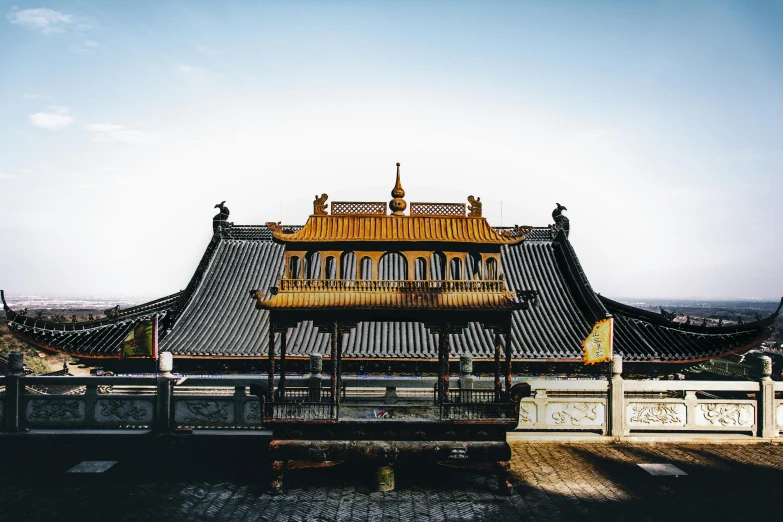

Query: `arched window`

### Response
(414, 257, 427, 281)
(379, 252, 407, 280)
(466, 253, 482, 280)
(324, 256, 337, 279)
(430, 252, 446, 280)
(449, 257, 463, 280)
(341, 251, 357, 279)
(360, 256, 373, 280)
(288, 256, 301, 279)
(305, 251, 322, 279)
(486, 258, 498, 280)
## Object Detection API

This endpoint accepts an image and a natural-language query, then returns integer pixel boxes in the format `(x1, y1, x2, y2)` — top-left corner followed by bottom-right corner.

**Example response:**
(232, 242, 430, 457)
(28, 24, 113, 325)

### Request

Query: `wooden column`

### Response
(268, 326, 276, 398)
(337, 325, 343, 406)
(330, 321, 339, 419)
(494, 332, 502, 402)
(504, 330, 512, 394)
(279, 327, 287, 400)
(438, 328, 450, 402)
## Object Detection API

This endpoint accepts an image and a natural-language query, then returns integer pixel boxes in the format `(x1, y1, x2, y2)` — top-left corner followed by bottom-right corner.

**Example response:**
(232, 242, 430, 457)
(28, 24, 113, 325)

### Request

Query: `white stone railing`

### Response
(517, 380, 609, 433)
(621, 381, 758, 434)
(515, 355, 781, 438)
(775, 381, 783, 435)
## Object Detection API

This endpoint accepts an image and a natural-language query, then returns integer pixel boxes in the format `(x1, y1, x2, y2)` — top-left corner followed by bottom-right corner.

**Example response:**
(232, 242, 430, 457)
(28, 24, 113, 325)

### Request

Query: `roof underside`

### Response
(4, 224, 777, 362)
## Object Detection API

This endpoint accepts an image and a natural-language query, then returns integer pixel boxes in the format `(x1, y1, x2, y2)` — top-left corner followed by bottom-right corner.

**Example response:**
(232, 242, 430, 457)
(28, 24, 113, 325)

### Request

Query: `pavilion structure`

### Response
(253, 163, 537, 412)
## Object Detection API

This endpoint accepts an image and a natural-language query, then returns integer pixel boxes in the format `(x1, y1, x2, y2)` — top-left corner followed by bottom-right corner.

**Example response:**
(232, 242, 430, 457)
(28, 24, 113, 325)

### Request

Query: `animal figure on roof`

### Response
(213, 201, 230, 232)
(467, 195, 482, 217)
(552, 203, 570, 236)
(660, 308, 676, 322)
(313, 194, 329, 215)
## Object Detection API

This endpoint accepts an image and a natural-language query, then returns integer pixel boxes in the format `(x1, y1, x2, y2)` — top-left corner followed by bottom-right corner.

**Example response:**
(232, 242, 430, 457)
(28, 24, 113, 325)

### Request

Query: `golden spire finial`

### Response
(389, 162, 407, 216)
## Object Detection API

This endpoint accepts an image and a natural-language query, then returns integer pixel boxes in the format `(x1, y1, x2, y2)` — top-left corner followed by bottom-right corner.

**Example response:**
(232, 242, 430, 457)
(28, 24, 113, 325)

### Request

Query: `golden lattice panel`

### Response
(331, 202, 387, 215)
(410, 202, 466, 216)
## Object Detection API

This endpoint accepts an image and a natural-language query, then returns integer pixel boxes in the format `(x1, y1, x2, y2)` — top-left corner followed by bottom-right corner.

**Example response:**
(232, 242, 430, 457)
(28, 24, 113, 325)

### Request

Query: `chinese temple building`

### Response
(2, 164, 781, 378)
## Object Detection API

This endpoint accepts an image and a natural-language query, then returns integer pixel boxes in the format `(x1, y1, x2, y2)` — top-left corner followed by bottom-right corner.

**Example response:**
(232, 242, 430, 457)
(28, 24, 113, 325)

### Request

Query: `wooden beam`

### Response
(330, 320, 338, 419)
(504, 331, 512, 393)
(279, 327, 287, 400)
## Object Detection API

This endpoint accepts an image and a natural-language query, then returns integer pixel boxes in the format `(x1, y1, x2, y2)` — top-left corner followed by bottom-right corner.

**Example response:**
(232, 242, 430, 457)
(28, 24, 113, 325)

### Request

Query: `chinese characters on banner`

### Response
(120, 317, 158, 358)
(582, 317, 613, 364)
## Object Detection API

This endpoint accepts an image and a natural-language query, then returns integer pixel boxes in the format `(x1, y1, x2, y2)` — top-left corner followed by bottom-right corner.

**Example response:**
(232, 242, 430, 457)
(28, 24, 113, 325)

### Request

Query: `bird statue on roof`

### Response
(659, 307, 676, 322)
(552, 203, 570, 237)
(213, 201, 230, 232)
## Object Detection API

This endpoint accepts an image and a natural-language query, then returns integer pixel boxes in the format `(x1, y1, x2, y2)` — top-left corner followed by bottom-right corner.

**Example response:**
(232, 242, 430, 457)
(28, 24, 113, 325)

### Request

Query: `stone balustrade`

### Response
(1, 351, 781, 438)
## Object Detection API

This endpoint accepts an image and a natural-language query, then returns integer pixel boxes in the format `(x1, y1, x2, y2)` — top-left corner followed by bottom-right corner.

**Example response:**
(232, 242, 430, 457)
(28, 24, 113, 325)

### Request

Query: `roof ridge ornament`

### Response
(467, 195, 482, 217)
(389, 162, 407, 216)
(313, 194, 328, 216)
(551, 203, 569, 237)
(213, 201, 230, 232)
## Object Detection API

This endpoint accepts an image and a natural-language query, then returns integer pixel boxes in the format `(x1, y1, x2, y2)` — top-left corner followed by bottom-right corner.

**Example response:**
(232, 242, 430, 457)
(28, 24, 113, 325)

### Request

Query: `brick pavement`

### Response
(2, 439, 782, 521)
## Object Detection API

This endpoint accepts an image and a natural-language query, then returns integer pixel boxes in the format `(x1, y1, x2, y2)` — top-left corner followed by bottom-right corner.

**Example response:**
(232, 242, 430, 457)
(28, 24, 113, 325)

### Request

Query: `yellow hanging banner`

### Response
(121, 317, 158, 358)
(582, 317, 613, 365)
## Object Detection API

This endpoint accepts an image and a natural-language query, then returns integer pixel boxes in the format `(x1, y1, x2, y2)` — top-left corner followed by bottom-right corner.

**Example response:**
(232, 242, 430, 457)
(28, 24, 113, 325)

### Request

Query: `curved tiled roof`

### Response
(1, 290, 176, 358)
(269, 215, 527, 244)
(3, 223, 779, 362)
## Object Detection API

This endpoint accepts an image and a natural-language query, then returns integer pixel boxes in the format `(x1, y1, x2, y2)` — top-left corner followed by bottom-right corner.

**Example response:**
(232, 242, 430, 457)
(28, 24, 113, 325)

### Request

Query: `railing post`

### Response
(155, 352, 174, 434)
(459, 355, 474, 402)
(4, 350, 24, 432)
(609, 354, 625, 437)
(308, 354, 323, 402)
(759, 356, 777, 438)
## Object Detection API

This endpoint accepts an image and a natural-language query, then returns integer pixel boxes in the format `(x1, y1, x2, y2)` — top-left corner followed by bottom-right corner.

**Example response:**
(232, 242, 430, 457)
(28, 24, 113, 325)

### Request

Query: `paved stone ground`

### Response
(2, 438, 782, 521)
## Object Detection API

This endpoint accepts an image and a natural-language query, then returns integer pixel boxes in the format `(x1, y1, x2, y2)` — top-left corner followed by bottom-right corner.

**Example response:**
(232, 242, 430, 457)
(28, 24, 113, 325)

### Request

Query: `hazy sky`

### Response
(1, 1, 781, 300)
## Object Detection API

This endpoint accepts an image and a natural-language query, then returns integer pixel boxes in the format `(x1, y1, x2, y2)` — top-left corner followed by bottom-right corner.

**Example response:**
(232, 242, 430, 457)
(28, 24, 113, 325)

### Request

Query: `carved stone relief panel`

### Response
(695, 403, 754, 427)
(244, 400, 263, 425)
(546, 402, 605, 427)
(626, 402, 685, 427)
(26, 399, 85, 425)
(95, 399, 153, 425)
(516, 401, 536, 428)
(174, 400, 235, 426)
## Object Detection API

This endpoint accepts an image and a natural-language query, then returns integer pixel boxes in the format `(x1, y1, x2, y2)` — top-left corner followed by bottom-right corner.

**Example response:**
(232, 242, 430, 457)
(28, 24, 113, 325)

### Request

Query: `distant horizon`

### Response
(2, 1, 782, 298)
(3, 292, 781, 306)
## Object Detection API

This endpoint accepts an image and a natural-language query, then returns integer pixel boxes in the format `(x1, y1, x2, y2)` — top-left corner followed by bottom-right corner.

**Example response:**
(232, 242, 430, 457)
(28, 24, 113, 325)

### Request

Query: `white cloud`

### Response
(72, 39, 100, 54)
(0, 172, 19, 179)
(24, 93, 49, 100)
(196, 45, 221, 56)
(29, 107, 74, 130)
(6, 6, 73, 34)
(177, 64, 223, 80)
(86, 123, 158, 144)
